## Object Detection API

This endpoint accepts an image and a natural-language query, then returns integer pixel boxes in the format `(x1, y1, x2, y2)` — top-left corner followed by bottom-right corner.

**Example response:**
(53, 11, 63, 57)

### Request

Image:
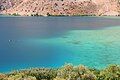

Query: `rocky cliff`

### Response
(0, 0, 22, 11)
(0, 0, 120, 16)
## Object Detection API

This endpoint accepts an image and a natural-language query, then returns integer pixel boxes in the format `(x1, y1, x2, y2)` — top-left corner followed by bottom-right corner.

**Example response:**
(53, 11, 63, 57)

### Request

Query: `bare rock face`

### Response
(0, 0, 120, 16)
(0, 0, 23, 11)
(93, 0, 119, 16)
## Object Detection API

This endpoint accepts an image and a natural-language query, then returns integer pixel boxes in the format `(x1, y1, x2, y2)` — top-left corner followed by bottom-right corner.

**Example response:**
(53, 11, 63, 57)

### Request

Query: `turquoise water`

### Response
(27, 27, 120, 69)
(0, 17, 120, 72)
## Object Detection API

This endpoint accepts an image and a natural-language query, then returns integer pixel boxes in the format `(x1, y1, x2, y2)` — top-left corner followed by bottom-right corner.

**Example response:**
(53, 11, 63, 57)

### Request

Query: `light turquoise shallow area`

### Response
(28, 26, 120, 69)
(1, 17, 120, 72)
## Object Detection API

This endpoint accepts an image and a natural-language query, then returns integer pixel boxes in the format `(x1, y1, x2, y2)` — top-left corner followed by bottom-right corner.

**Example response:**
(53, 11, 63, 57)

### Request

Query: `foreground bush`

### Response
(55, 64, 96, 80)
(7, 73, 37, 80)
(98, 65, 120, 80)
(0, 64, 120, 80)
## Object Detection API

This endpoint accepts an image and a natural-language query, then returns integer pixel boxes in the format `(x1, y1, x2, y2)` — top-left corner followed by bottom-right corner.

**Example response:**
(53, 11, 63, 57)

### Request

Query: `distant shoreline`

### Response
(1, 14, 120, 20)
(1, 14, 120, 17)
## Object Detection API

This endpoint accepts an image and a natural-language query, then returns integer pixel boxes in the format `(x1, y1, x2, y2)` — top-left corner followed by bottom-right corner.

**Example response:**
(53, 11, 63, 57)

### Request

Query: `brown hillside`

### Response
(0, 0, 23, 11)
(0, 0, 120, 16)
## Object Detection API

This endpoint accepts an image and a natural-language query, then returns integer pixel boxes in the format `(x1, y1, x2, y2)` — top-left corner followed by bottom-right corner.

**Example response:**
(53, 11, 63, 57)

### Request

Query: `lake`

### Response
(0, 16, 120, 72)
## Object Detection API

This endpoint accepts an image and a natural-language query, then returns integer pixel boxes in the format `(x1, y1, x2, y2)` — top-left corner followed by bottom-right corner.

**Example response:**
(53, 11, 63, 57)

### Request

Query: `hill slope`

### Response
(0, 0, 120, 16)
(0, 0, 23, 11)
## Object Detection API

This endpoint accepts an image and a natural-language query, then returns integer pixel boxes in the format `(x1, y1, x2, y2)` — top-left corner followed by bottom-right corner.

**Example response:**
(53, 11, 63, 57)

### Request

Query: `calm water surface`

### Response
(0, 16, 120, 72)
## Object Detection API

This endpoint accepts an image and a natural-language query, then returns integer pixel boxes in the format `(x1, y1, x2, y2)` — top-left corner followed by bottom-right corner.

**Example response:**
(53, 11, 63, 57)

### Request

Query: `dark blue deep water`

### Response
(0, 16, 120, 72)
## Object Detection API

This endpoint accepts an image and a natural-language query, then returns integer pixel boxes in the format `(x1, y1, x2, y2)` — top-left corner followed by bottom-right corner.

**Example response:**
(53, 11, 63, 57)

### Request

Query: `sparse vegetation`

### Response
(31, 13, 42, 16)
(0, 64, 120, 80)
(12, 13, 20, 16)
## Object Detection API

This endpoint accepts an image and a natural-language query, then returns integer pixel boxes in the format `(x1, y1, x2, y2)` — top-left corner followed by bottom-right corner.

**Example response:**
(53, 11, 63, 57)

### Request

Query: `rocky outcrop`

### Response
(0, 0, 120, 16)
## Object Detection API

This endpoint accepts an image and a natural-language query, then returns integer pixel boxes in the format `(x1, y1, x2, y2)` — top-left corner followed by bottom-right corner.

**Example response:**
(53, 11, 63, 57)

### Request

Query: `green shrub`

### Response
(12, 13, 20, 16)
(56, 64, 96, 80)
(98, 65, 120, 80)
(1, 64, 120, 80)
(7, 73, 37, 80)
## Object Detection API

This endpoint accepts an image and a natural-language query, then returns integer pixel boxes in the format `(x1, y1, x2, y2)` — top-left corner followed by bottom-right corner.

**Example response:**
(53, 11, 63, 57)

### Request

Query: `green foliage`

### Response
(7, 73, 37, 80)
(7, 68, 57, 80)
(98, 65, 120, 80)
(56, 64, 96, 80)
(12, 13, 20, 16)
(31, 13, 42, 16)
(0, 64, 120, 80)
(27, 68, 57, 80)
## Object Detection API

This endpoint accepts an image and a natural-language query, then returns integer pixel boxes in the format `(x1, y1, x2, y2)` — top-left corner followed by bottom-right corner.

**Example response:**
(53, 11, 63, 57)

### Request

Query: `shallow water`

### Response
(0, 16, 120, 72)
